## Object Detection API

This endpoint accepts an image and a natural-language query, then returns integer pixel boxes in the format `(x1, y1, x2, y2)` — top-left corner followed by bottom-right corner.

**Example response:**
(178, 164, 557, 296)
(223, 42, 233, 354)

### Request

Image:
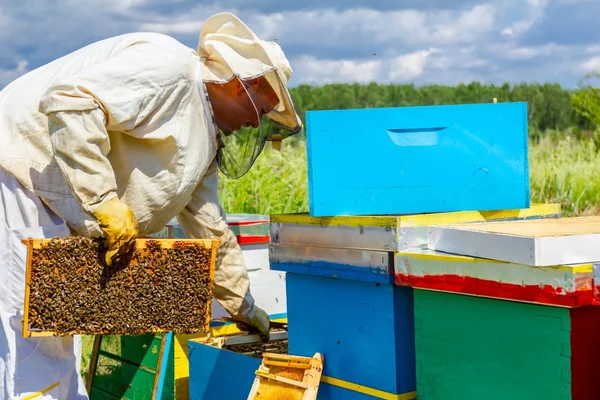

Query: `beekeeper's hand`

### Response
(92, 197, 139, 266)
(241, 306, 271, 342)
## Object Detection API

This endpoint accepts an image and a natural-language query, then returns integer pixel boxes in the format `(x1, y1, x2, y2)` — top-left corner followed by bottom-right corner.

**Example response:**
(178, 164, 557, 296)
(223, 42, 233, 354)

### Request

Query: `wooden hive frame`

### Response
(21, 238, 219, 338)
(247, 352, 324, 400)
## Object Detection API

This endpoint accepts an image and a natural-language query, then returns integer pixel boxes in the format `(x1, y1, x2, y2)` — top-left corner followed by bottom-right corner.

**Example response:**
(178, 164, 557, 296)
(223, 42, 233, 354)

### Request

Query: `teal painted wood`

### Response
(305, 102, 530, 217)
(413, 289, 572, 400)
(286, 273, 416, 395)
(188, 342, 260, 399)
(270, 261, 396, 284)
(154, 332, 172, 400)
(187, 340, 402, 399)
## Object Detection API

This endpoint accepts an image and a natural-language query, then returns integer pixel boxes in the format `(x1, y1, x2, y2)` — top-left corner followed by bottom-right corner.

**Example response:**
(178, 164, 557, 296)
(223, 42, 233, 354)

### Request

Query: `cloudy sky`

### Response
(0, 0, 598, 89)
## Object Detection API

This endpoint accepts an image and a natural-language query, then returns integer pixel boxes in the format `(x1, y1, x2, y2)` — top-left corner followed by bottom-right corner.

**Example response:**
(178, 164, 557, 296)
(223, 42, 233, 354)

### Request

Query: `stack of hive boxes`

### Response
(269, 102, 600, 400)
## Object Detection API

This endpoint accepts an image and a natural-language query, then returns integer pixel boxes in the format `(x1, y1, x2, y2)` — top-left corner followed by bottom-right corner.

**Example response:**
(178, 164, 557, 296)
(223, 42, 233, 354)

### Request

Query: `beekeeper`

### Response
(0, 12, 301, 400)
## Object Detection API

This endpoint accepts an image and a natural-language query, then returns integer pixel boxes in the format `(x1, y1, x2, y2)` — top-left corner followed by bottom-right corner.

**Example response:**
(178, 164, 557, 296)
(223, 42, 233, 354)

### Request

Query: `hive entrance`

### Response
(22, 237, 219, 337)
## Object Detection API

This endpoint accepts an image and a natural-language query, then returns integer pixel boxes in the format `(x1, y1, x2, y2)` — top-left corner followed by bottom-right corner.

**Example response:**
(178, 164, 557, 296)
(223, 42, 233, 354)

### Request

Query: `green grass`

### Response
(530, 135, 600, 216)
(218, 140, 309, 215)
(219, 135, 600, 217)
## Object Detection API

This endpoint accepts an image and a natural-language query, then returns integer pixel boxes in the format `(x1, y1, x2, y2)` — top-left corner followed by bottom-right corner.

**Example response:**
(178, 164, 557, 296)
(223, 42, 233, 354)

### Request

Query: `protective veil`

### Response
(0, 12, 301, 399)
(198, 13, 303, 178)
(208, 76, 274, 179)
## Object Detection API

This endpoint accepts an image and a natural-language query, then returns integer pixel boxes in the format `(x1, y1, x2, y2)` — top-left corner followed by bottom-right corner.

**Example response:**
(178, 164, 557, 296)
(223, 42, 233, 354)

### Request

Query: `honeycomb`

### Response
(25, 237, 215, 336)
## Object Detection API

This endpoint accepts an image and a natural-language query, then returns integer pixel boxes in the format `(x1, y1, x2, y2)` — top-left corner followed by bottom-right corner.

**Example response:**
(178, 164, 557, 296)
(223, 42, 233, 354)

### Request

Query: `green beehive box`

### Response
(414, 289, 600, 399)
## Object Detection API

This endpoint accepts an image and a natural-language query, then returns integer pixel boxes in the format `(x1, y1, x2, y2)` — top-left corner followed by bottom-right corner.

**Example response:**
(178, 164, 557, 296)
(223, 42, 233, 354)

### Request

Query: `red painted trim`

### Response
(592, 285, 600, 306)
(227, 220, 269, 226)
(396, 274, 594, 307)
(236, 235, 270, 245)
(570, 306, 600, 399)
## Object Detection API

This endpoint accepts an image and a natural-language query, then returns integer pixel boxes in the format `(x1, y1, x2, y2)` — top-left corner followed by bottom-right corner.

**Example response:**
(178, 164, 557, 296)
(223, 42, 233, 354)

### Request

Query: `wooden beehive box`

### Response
(306, 102, 530, 217)
(21, 237, 219, 338)
(427, 215, 600, 266)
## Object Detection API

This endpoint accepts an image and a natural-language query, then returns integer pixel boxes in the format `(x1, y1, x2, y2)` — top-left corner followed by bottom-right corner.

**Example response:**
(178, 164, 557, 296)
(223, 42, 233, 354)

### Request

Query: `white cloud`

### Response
(504, 43, 563, 60)
(584, 45, 600, 54)
(0, 0, 595, 90)
(0, 60, 29, 88)
(139, 4, 232, 34)
(581, 56, 600, 73)
(291, 49, 438, 85)
(502, 0, 548, 38)
(291, 55, 382, 85)
(283, 5, 494, 47)
(136, 4, 496, 51)
(388, 49, 439, 81)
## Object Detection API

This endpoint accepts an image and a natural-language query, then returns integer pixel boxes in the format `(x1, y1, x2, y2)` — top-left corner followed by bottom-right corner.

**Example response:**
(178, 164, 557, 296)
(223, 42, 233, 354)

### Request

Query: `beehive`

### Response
(21, 237, 219, 338)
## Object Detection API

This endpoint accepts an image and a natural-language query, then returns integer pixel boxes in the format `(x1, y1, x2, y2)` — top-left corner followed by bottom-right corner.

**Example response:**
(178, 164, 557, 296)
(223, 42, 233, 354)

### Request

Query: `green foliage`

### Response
(284, 82, 592, 136)
(571, 72, 600, 129)
(218, 140, 309, 215)
(219, 137, 600, 218)
(530, 135, 600, 216)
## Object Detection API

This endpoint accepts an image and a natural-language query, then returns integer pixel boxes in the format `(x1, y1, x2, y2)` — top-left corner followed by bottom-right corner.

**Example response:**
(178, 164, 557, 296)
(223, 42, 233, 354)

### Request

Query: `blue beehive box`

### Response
(306, 102, 530, 217)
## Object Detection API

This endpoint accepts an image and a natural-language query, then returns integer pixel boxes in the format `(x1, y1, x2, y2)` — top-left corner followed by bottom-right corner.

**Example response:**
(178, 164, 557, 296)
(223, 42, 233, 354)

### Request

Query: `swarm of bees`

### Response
(27, 237, 214, 336)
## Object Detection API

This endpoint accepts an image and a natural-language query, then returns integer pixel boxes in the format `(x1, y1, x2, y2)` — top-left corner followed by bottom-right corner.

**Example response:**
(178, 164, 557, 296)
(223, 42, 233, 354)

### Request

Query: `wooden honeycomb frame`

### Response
(21, 238, 219, 338)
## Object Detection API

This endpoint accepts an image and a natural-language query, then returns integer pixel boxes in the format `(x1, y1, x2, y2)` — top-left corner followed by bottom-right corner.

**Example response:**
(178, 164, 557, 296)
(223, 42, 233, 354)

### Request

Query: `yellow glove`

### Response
(92, 197, 139, 266)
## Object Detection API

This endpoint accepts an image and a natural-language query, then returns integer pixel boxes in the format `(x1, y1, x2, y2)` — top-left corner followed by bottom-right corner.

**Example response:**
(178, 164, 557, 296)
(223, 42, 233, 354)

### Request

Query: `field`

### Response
(218, 134, 600, 217)
(80, 132, 600, 383)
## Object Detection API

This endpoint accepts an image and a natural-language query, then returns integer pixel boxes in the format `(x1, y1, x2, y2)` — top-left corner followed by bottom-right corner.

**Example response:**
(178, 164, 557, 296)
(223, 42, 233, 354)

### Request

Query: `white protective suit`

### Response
(0, 12, 300, 400)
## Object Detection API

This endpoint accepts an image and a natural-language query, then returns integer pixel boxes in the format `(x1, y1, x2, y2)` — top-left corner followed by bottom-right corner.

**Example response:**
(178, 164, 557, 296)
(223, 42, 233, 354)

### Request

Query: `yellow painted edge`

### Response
(270, 203, 561, 228)
(174, 334, 190, 400)
(205, 317, 287, 337)
(400, 203, 561, 227)
(321, 376, 417, 400)
(396, 251, 593, 273)
(186, 322, 291, 345)
(271, 213, 398, 228)
(22, 381, 60, 400)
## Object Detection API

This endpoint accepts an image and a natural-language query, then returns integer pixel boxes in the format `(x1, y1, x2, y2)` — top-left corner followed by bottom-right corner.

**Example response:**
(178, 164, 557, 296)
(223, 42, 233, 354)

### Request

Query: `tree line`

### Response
(283, 81, 596, 140)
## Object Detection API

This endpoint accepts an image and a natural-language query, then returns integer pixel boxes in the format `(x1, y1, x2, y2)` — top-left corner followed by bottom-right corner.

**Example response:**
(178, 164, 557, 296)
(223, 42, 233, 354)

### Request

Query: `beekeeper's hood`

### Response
(198, 11, 302, 139)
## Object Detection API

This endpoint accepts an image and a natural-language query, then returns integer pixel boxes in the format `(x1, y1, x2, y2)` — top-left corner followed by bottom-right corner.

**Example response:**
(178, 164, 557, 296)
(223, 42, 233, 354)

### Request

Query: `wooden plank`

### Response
(92, 357, 159, 398)
(153, 333, 172, 400)
(120, 335, 164, 369)
(86, 336, 103, 394)
(395, 249, 593, 307)
(254, 370, 310, 389)
(433, 215, 600, 237)
(270, 203, 561, 228)
(270, 204, 561, 253)
(24, 237, 218, 249)
(306, 102, 530, 217)
(427, 216, 600, 266)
